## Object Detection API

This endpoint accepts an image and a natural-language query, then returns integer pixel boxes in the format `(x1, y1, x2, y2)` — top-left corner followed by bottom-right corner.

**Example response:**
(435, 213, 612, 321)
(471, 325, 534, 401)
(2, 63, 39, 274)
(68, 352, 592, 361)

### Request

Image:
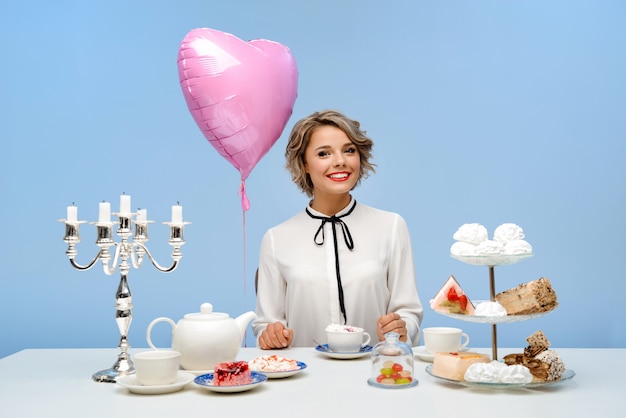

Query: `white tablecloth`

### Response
(0, 347, 623, 417)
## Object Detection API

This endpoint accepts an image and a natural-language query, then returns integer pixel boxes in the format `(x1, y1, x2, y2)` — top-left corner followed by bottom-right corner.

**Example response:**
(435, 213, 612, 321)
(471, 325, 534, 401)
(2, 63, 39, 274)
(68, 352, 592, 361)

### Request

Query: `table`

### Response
(1, 347, 624, 417)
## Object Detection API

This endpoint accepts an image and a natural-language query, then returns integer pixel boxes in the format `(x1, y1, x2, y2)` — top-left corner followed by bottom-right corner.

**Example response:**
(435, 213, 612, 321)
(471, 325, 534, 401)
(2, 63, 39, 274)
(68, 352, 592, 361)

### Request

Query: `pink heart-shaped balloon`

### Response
(178, 28, 298, 185)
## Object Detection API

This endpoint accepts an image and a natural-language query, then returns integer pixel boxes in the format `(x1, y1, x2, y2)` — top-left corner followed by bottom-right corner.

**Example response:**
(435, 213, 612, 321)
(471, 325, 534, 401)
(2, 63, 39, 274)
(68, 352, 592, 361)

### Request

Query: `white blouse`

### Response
(253, 199, 424, 347)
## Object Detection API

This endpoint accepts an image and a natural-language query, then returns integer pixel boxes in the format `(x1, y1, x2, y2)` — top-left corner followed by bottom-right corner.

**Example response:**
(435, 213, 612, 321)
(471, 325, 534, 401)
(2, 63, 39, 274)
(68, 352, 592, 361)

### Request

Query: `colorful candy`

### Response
(375, 360, 413, 385)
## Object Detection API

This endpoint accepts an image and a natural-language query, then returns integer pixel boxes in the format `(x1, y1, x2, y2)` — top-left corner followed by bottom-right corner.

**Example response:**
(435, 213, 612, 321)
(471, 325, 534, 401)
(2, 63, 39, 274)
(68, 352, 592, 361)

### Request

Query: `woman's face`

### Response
(304, 125, 361, 197)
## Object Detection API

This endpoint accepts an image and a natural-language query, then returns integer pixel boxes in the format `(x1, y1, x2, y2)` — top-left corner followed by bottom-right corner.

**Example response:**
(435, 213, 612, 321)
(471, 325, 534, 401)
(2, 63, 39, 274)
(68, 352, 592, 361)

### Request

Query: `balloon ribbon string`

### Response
(240, 181, 249, 347)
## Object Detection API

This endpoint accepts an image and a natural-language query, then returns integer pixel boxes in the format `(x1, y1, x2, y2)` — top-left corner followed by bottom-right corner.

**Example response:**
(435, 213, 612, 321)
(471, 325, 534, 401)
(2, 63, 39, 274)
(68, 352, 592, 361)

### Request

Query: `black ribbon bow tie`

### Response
(305, 200, 357, 325)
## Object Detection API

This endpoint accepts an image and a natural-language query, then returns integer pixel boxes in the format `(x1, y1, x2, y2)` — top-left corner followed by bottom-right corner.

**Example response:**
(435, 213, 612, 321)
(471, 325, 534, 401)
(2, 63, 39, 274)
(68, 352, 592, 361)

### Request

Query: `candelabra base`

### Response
(92, 353, 135, 383)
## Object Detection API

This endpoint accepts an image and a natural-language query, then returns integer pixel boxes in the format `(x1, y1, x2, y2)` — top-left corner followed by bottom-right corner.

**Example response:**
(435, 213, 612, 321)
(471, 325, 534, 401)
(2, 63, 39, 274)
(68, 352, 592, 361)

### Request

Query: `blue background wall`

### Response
(1, 0, 624, 359)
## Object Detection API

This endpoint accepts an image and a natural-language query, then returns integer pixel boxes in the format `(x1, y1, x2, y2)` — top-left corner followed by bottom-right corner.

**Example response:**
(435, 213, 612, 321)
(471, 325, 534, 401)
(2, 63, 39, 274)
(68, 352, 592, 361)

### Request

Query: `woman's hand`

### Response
(258, 322, 294, 349)
(377, 313, 407, 342)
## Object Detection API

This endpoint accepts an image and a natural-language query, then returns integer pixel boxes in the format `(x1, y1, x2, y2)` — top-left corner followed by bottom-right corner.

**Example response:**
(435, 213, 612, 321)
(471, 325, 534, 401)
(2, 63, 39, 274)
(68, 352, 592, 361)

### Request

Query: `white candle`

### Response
(171, 204, 183, 224)
(99, 201, 111, 223)
(67, 205, 78, 222)
(120, 194, 131, 214)
(136, 208, 147, 222)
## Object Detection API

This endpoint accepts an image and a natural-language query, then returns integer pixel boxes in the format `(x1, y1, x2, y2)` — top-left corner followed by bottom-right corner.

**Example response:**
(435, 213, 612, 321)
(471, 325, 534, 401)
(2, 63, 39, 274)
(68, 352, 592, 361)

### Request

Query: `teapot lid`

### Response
(183, 303, 229, 321)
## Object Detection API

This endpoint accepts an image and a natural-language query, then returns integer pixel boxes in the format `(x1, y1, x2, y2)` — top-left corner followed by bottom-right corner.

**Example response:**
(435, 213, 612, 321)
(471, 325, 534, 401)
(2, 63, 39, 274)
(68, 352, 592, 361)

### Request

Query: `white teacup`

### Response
(133, 350, 180, 386)
(422, 327, 470, 354)
(325, 324, 371, 353)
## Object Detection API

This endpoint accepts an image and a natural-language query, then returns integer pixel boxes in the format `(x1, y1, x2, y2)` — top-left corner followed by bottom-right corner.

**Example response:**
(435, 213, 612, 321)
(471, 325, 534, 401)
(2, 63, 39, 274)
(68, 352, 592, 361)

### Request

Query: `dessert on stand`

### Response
(426, 330, 575, 388)
(427, 223, 574, 388)
(444, 222, 543, 360)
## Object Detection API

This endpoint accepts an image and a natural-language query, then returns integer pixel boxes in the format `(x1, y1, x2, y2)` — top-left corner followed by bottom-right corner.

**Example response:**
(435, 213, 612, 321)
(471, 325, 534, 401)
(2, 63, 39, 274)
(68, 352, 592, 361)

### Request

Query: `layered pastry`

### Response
(495, 277, 558, 315)
(503, 330, 565, 382)
(430, 275, 475, 315)
(213, 361, 252, 386)
(524, 328, 551, 356)
(432, 352, 491, 381)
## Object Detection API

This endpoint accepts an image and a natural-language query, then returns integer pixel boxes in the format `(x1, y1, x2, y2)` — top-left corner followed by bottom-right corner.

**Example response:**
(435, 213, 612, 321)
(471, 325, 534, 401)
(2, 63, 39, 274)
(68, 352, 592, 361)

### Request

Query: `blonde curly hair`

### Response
(285, 110, 376, 197)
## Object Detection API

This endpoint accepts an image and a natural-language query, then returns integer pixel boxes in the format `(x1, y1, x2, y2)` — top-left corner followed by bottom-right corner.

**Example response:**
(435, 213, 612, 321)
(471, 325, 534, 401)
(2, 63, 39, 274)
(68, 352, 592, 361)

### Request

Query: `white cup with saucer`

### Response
(325, 324, 371, 353)
(133, 350, 181, 386)
(415, 327, 470, 362)
(423, 327, 469, 354)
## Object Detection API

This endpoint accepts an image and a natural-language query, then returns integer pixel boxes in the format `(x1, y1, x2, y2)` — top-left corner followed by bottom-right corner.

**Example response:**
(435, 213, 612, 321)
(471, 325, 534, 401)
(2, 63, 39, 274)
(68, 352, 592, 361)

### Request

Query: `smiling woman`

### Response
(252, 110, 424, 350)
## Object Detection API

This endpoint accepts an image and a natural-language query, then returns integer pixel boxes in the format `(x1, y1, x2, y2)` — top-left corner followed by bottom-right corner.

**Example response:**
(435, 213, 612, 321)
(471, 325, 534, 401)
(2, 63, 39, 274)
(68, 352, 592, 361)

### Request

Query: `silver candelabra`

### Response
(59, 194, 190, 383)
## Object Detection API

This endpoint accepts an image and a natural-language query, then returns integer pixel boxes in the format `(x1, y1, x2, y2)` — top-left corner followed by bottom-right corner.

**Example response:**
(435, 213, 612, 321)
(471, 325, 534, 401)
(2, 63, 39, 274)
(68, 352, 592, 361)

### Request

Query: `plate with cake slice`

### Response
(426, 331, 575, 389)
(435, 277, 559, 324)
(425, 364, 575, 389)
(439, 300, 557, 324)
(194, 371, 267, 393)
(249, 355, 307, 378)
(258, 362, 306, 379)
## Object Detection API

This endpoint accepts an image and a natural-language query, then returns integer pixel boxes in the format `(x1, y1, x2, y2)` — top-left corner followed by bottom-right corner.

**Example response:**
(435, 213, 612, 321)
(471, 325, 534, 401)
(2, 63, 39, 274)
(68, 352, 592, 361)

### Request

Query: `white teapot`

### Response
(146, 303, 256, 371)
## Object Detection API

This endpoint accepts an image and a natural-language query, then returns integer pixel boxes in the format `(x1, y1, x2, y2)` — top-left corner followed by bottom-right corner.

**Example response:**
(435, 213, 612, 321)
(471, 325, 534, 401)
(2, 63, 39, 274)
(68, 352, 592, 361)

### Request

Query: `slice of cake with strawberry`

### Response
(213, 361, 252, 386)
(430, 275, 475, 315)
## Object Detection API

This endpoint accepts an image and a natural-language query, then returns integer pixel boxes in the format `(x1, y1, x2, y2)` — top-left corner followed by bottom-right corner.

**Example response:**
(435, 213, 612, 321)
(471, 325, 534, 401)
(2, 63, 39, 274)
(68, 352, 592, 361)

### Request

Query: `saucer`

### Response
(413, 345, 469, 362)
(180, 368, 213, 376)
(253, 361, 307, 379)
(315, 344, 373, 360)
(117, 371, 195, 395)
(194, 371, 267, 393)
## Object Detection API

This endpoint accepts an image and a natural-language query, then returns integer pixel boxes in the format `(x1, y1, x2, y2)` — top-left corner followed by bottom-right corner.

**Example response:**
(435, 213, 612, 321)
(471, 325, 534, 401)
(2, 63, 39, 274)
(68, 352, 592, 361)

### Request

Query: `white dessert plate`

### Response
(413, 345, 469, 362)
(435, 300, 557, 324)
(117, 371, 195, 395)
(251, 361, 307, 378)
(450, 253, 533, 266)
(194, 371, 267, 393)
(315, 344, 373, 359)
(425, 365, 576, 389)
